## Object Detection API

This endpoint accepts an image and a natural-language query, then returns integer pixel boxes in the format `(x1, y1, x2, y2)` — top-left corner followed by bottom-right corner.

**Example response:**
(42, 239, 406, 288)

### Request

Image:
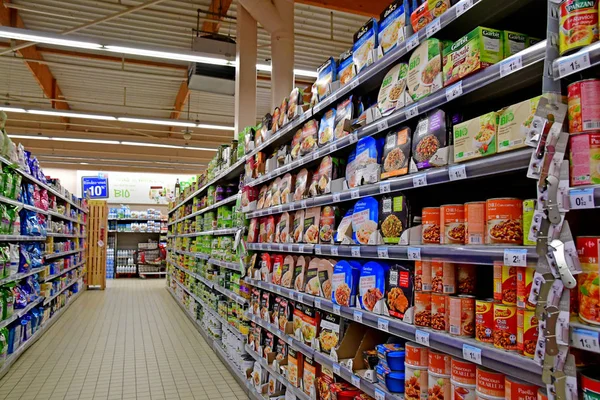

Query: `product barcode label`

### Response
(415, 329, 430, 346)
(351, 246, 361, 257)
(462, 344, 482, 364)
(468, 235, 482, 244)
(450, 325, 460, 335)
(584, 121, 600, 130)
(557, 53, 591, 77)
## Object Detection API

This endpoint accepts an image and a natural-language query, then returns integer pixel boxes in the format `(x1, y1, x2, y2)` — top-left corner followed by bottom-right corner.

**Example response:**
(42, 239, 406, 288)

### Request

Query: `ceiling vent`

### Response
(188, 34, 236, 96)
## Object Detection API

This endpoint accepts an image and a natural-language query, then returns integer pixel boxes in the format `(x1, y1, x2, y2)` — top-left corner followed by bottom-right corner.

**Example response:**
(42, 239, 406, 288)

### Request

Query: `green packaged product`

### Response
(2, 285, 14, 320)
(0, 327, 7, 367)
(502, 30, 528, 58)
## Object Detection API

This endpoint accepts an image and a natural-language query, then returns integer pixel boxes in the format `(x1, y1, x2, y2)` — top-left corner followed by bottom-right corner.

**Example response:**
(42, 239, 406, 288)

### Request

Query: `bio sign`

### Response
(81, 175, 109, 199)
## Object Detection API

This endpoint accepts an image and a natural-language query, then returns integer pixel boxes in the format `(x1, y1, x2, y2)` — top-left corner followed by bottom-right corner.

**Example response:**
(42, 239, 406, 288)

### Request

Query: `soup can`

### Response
(415, 260, 432, 292)
(486, 198, 523, 245)
(522, 199, 536, 246)
(457, 264, 476, 295)
(415, 291, 432, 327)
(582, 369, 600, 400)
(493, 303, 518, 351)
(431, 261, 456, 294)
(405, 342, 428, 367)
(577, 236, 600, 325)
(428, 349, 451, 375)
(405, 363, 428, 400)
(476, 299, 495, 343)
(493, 263, 517, 306)
(559, 0, 599, 55)
(475, 391, 504, 400)
(451, 357, 476, 385)
(517, 309, 538, 358)
(537, 387, 548, 400)
(451, 380, 476, 400)
(422, 207, 441, 244)
(516, 267, 536, 309)
(568, 79, 600, 133)
(440, 204, 465, 244)
(465, 201, 486, 245)
(505, 376, 539, 400)
(428, 371, 451, 400)
(569, 132, 600, 187)
(476, 366, 505, 397)
(431, 293, 448, 331)
(449, 295, 475, 337)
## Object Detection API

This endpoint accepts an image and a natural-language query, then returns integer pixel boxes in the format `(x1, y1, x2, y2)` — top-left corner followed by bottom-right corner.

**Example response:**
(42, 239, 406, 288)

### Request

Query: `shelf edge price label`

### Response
(333, 193, 341, 202)
(380, 182, 391, 194)
(333, 304, 341, 315)
(570, 188, 595, 209)
(405, 34, 419, 52)
(377, 119, 389, 132)
(351, 189, 360, 199)
(503, 248, 527, 267)
(374, 387, 386, 400)
(313, 151, 321, 161)
(285, 389, 295, 400)
(333, 363, 341, 375)
(405, 104, 419, 119)
(415, 329, 430, 346)
(377, 317, 390, 332)
(407, 247, 421, 261)
(558, 52, 591, 77)
(298, 244, 305, 253)
(350, 78, 360, 89)
(449, 164, 467, 181)
(413, 174, 428, 187)
(571, 328, 600, 352)
(296, 293, 304, 303)
(331, 246, 339, 256)
(462, 344, 482, 365)
(301, 200, 308, 209)
(287, 335, 294, 346)
(500, 55, 523, 77)
(377, 246, 389, 258)
(351, 246, 361, 257)
(353, 310, 363, 323)
(314, 298, 322, 309)
(351, 374, 361, 389)
(315, 245, 322, 255)
(456, 0, 474, 17)
(426, 18, 441, 38)
(445, 81, 463, 102)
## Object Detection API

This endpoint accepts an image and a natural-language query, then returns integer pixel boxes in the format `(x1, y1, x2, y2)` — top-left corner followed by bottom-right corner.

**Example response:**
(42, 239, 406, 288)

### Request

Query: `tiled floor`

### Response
(0, 279, 248, 400)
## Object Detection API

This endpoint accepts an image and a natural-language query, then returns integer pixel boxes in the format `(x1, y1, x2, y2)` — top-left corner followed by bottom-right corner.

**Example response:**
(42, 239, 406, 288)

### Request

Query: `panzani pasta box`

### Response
(453, 111, 498, 163)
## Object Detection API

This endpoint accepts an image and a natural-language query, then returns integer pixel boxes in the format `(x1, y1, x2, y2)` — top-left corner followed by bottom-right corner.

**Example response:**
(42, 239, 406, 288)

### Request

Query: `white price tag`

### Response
(349, 133, 358, 144)
(333, 304, 341, 315)
(351, 246, 361, 257)
(301, 200, 308, 209)
(504, 248, 527, 267)
(374, 387, 386, 400)
(380, 182, 391, 194)
(331, 142, 337, 152)
(377, 119, 389, 132)
(445, 81, 463, 102)
(413, 174, 427, 187)
(449, 164, 467, 181)
(407, 247, 421, 261)
(298, 244, 305, 253)
(296, 293, 304, 303)
(353, 310, 363, 323)
(315, 245, 322, 255)
(558, 53, 591, 77)
(333, 363, 341, 375)
(377, 246, 389, 258)
(500, 55, 523, 77)
(287, 245, 293, 252)
(314, 298, 322, 309)
(276, 286, 282, 294)
(377, 318, 390, 332)
(462, 344, 482, 365)
(313, 151, 321, 161)
(275, 205, 283, 214)
(287, 335, 294, 346)
(351, 189, 360, 199)
(415, 329, 430, 346)
(426, 19, 441, 38)
(405, 35, 419, 52)
(285, 389, 296, 400)
(331, 247, 339, 256)
(351, 374, 361, 389)
(455, 0, 474, 16)
(570, 188, 595, 209)
(572, 328, 600, 352)
(351, 78, 360, 89)
(333, 193, 341, 202)
(405, 104, 419, 119)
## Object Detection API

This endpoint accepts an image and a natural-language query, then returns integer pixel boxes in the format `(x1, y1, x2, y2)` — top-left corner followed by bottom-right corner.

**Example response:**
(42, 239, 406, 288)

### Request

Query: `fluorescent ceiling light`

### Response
(0, 27, 100, 50)
(52, 137, 121, 145)
(28, 110, 116, 120)
(7, 134, 50, 140)
(184, 146, 218, 151)
(118, 117, 196, 127)
(104, 45, 234, 66)
(0, 106, 27, 113)
(8, 135, 212, 150)
(256, 64, 272, 72)
(294, 68, 319, 78)
(80, 162, 89, 165)
(121, 141, 182, 149)
(196, 124, 235, 131)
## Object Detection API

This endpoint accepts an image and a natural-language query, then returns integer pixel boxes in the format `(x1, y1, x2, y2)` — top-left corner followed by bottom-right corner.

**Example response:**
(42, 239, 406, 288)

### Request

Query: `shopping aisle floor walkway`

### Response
(0, 279, 248, 400)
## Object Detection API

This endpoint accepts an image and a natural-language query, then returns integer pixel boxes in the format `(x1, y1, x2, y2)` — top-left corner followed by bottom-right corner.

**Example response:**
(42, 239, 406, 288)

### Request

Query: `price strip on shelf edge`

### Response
(333, 363, 341, 375)
(426, 18, 441, 38)
(405, 104, 419, 120)
(449, 164, 467, 181)
(315, 298, 322, 309)
(333, 304, 341, 315)
(377, 317, 390, 332)
(571, 327, 600, 352)
(445, 81, 463, 102)
(351, 189, 360, 199)
(374, 387, 386, 400)
(405, 34, 419, 52)
(408, 247, 421, 260)
(380, 182, 391, 194)
(285, 390, 295, 400)
(354, 310, 363, 323)
(351, 246, 361, 257)
(333, 193, 341, 202)
(351, 374, 361, 389)
(504, 248, 527, 267)
(286, 334, 294, 346)
(570, 188, 595, 209)
(315, 245, 322, 255)
(456, 0, 474, 17)
(462, 344, 482, 365)
(558, 52, 591, 78)
(350, 78, 360, 89)
(331, 246, 339, 256)
(377, 119, 389, 132)
(413, 174, 427, 187)
(500, 55, 523, 78)
(415, 329, 430, 346)
(296, 293, 304, 303)
(377, 246, 389, 258)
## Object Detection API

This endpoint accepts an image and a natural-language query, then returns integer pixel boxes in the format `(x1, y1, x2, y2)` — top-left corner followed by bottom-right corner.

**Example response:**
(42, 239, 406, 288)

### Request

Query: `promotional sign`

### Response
(81, 175, 109, 199)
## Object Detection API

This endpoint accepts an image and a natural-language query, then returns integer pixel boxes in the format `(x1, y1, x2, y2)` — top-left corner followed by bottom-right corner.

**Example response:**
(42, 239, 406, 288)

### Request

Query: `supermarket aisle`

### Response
(0, 280, 247, 400)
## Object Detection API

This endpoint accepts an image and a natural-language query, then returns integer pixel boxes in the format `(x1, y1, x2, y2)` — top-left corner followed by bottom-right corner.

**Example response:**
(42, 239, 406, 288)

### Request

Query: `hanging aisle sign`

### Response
(81, 175, 109, 199)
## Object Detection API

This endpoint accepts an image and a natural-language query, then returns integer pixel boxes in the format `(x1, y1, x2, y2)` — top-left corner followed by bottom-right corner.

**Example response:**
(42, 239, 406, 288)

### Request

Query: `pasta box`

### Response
(453, 111, 498, 163)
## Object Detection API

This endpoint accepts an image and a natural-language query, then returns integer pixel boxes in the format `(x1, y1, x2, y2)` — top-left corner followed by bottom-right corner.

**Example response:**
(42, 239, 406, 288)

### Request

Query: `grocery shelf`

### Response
(569, 321, 600, 354)
(45, 248, 85, 260)
(0, 297, 44, 330)
(169, 260, 215, 288)
(247, 243, 314, 254)
(553, 41, 600, 79)
(47, 233, 84, 239)
(43, 260, 86, 282)
(208, 258, 245, 273)
(0, 265, 48, 287)
(245, 277, 316, 307)
(245, 311, 315, 358)
(109, 230, 162, 234)
(168, 194, 240, 226)
(212, 341, 254, 396)
(213, 281, 249, 306)
(43, 279, 80, 305)
(0, 234, 46, 242)
(0, 195, 48, 215)
(568, 185, 600, 210)
(108, 218, 165, 222)
(168, 227, 241, 238)
(249, 149, 533, 218)
(47, 209, 79, 223)
(170, 248, 211, 260)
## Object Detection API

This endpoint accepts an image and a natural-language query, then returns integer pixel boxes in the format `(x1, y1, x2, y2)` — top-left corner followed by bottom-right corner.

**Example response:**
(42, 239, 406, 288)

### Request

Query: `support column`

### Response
(271, 0, 294, 109)
(234, 4, 257, 134)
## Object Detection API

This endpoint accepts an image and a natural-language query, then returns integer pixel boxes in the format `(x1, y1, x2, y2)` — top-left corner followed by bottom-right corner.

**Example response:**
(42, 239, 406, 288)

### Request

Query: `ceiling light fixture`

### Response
(104, 45, 234, 66)
(121, 141, 186, 149)
(0, 106, 27, 113)
(7, 135, 50, 140)
(118, 117, 196, 128)
(0, 26, 101, 50)
(196, 124, 234, 131)
(28, 109, 117, 120)
(256, 64, 318, 78)
(52, 137, 121, 145)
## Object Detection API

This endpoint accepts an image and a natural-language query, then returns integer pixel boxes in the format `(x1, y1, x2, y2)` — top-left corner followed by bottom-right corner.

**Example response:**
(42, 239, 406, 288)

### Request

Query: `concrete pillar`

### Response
(271, 0, 294, 109)
(234, 4, 257, 134)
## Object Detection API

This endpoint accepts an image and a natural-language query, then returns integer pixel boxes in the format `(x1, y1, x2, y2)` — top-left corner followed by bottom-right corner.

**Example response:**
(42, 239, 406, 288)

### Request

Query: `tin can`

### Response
(475, 391, 504, 400)
(440, 204, 465, 244)
(465, 201, 486, 245)
(486, 198, 523, 245)
(522, 199, 536, 246)
(476, 299, 495, 343)
(505, 376, 538, 400)
(449, 295, 475, 337)
(517, 309, 538, 358)
(559, 0, 599, 55)
(415, 291, 432, 327)
(451, 357, 477, 385)
(493, 303, 518, 351)
(568, 79, 600, 133)
(405, 363, 428, 400)
(428, 349, 451, 375)
(493, 263, 517, 305)
(569, 132, 600, 187)
(516, 267, 536, 309)
(457, 264, 476, 295)
(537, 387, 548, 400)
(582, 369, 600, 400)
(422, 207, 441, 244)
(431, 261, 456, 294)
(405, 343, 428, 367)
(476, 366, 505, 398)
(415, 260, 432, 292)
(431, 293, 448, 331)
(452, 380, 476, 400)
(577, 236, 600, 325)
(428, 371, 451, 400)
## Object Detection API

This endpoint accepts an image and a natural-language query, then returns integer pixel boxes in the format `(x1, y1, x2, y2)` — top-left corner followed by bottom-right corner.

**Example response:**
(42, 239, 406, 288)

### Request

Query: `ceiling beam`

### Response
(168, 81, 190, 134)
(202, 0, 234, 34)
(294, 0, 389, 17)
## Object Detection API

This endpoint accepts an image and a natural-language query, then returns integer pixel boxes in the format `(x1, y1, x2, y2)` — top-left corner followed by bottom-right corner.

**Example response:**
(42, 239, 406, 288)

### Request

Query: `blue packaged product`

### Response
(18, 247, 30, 274)
(331, 260, 362, 307)
(31, 309, 39, 332)
(376, 363, 391, 383)
(353, 18, 378, 74)
(316, 57, 337, 102)
(318, 108, 336, 147)
(337, 49, 355, 86)
(385, 371, 406, 393)
(346, 136, 384, 188)
(359, 261, 390, 312)
(378, 0, 410, 55)
(7, 325, 16, 354)
(13, 286, 27, 309)
(334, 96, 355, 140)
(352, 197, 380, 245)
(20, 317, 29, 342)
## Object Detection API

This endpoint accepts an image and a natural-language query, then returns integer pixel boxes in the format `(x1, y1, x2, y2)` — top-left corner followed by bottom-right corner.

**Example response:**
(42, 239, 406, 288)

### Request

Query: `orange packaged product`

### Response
(457, 264, 476, 295)
(405, 364, 428, 400)
(440, 204, 465, 244)
(486, 198, 523, 245)
(449, 295, 475, 337)
(517, 309, 538, 358)
(577, 236, 600, 325)
(516, 267, 536, 309)
(505, 376, 538, 400)
(431, 293, 448, 331)
(493, 303, 517, 351)
(422, 207, 441, 244)
(414, 291, 431, 328)
(493, 263, 517, 306)
(476, 366, 505, 398)
(465, 201, 486, 245)
(405, 342, 428, 367)
(410, 0, 451, 33)
(428, 371, 450, 400)
(475, 299, 494, 344)
(428, 349, 451, 375)
(431, 261, 456, 294)
(415, 260, 432, 292)
(451, 357, 477, 386)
